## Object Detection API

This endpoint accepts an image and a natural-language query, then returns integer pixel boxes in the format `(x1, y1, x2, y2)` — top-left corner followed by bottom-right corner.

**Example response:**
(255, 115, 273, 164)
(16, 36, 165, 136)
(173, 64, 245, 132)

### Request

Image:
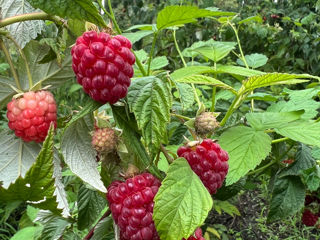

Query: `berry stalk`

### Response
(0, 38, 22, 91)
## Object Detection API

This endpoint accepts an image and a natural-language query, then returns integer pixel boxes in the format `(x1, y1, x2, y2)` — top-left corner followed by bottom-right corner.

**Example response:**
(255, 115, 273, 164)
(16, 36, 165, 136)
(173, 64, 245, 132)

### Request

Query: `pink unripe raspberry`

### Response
(92, 127, 117, 153)
(6, 90, 57, 142)
(177, 139, 229, 194)
(71, 31, 135, 104)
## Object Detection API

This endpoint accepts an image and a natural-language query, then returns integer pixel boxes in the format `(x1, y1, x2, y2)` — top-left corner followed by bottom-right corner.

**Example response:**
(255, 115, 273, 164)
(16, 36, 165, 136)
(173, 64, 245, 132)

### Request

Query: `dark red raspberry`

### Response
(6, 91, 57, 142)
(302, 209, 318, 226)
(107, 173, 161, 240)
(183, 228, 205, 240)
(71, 31, 135, 104)
(177, 139, 229, 194)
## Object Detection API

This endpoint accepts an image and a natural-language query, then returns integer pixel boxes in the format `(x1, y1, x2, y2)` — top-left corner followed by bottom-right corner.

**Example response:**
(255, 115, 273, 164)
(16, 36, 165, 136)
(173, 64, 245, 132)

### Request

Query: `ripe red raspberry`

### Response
(71, 31, 135, 104)
(6, 91, 57, 142)
(302, 209, 318, 226)
(92, 127, 117, 153)
(183, 228, 205, 240)
(177, 139, 229, 194)
(107, 173, 161, 240)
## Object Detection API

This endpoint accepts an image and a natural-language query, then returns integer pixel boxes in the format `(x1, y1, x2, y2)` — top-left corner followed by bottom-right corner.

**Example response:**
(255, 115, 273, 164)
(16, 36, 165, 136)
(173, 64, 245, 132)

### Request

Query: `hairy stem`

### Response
(84, 209, 111, 240)
(220, 95, 241, 127)
(0, 39, 22, 91)
(0, 12, 64, 28)
(107, 0, 122, 34)
(271, 137, 289, 144)
(211, 62, 217, 112)
(171, 113, 191, 121)
(172, 29, 201, 107)
(160, 144, 174, 163)
(133, 51, 147, 76)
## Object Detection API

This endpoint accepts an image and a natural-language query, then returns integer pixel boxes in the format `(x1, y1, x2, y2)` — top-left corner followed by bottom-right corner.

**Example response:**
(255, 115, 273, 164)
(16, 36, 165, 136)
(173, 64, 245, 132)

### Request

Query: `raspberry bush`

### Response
(0, 1, 320, 239)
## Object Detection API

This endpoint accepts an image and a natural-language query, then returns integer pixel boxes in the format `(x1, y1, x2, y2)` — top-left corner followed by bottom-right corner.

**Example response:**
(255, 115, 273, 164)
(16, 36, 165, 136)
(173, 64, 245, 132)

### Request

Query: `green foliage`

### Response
(153, 158, 213, 240)
(267, 176, 306, 222)
(219, 126, 272, 185)
(127, 76, 172, 153)
(26, 0, 106, 27)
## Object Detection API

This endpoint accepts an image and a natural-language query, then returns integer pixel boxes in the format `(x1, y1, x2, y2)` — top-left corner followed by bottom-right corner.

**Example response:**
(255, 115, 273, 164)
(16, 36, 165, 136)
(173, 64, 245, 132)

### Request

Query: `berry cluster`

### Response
(92, 127, 117, 153)
(7, 91, 57, 142)
(107, 173, 161, 240)
(71, 31, 135, 104)
(301, 195, 320, 227)
(177, 139, 229, 194)
(302, 210, 319, 226)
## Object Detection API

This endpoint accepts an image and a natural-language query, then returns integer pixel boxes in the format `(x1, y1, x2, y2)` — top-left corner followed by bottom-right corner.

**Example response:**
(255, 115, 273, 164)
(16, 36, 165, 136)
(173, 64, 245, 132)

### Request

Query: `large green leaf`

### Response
(0, 130, 41, 188)
(274, 121, 320, 147)
(237, 53, 268, 69)
(77, 185, 107, 230)
(156, 5, 235, 30)
(246, 111, 304, 130)
(267, 100, 320, 120)
(153, 158, 213, 240)
(10, 226, 43, 240)
(194, 42, 236, 62)
(219, 126, 272, 185)
(175, 75, 237, 94)
(61, 117, 107, 193)
(240, 73, 318, 94)
(0, 76, 15, 110)
(216, 65, 264, 77)
(122, 30, 153, 44)
(0, 126, 60, 214)
(267, 176, 305, 222)
(279, 144, 316, 177)
(127, 76, 172, 153)
(17, 41, 74, 90)
(0, 0, 46, 48)
(170, 66, 215, 81)
(26, 0, 106, 27)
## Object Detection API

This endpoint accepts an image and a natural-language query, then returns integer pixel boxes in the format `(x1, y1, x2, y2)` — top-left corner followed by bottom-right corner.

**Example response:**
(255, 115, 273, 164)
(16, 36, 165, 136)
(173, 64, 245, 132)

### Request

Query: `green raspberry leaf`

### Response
(0, 125, 60, 214)
(153, 158, 213, 240)
(267, 176, 305, 222)
(157, 5, 235, 30)
(26, 0, 106, 27)
(219, 126, 272, 185)
(127, 76, 172, 153)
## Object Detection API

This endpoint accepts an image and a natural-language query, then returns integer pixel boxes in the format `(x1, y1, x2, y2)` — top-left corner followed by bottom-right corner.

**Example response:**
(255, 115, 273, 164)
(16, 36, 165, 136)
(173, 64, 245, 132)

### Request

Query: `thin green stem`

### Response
(0, 12, 64, 28)
(220, 95, 241, 126)
(228, 22, 248, 69)
(172, 29, 201, 107)
(6, 35, 33, 89)
(173, 30, 187, 67)
(97, 0, 114, 23)
(171, 113, 191, 121)
(107, 0, 121, 34)
(147, 32, 158, 75)
(211, 62, 217, 112)
(0, 39, 22, 91)
(160, 144, 174, 164)
(272, 137, 289, 144)
(133, 51, 147, 76)
(247, 159, 277, 176)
